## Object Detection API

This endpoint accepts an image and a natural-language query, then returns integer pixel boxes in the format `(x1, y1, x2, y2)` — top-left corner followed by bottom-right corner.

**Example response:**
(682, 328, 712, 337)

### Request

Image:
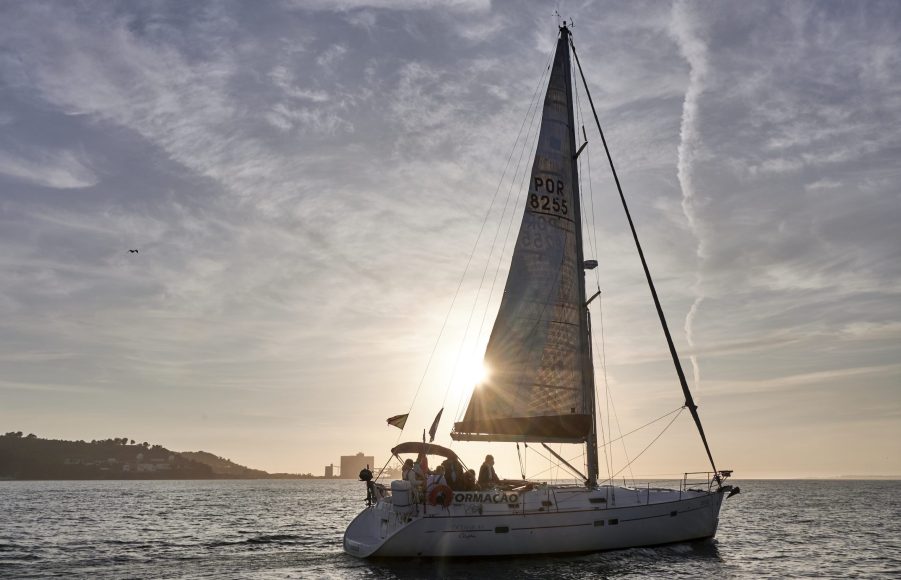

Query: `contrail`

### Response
(671, 1, 709, 393)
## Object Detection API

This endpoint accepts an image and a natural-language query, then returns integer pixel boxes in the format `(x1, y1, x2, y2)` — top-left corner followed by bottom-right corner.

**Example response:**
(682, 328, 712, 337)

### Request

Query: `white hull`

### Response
(344, 484, 728, 558)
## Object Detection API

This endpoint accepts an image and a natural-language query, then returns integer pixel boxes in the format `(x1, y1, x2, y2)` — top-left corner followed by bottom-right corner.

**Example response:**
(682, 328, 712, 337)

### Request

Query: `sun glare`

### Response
(461, 360, 489, 390)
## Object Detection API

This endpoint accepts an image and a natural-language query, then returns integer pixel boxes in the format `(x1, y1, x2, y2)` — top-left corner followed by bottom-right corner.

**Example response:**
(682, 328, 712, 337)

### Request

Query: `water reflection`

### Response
(351, 539, 724, 580)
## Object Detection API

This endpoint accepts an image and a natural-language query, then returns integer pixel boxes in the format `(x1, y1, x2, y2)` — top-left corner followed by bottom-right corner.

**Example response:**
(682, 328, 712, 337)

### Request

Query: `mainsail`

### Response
(452, 30, 593, 443)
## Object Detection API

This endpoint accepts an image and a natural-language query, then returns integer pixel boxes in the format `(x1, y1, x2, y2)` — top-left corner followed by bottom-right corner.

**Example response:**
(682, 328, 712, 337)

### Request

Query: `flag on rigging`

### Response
(428, 408, 443, 443)
(386, 413, 408, 430)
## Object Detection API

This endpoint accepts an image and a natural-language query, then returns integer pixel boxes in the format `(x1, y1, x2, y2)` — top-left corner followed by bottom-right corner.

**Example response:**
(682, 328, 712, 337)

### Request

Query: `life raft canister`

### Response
(428, 484, 453, 507)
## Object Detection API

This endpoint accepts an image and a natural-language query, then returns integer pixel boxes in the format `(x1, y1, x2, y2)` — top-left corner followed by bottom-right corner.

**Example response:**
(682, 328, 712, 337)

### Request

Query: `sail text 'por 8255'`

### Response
(452, 31, 592, 443)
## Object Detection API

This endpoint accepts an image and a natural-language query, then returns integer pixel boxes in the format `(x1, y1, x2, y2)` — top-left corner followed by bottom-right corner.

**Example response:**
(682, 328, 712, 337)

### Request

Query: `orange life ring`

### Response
(428, 484, 453, 507)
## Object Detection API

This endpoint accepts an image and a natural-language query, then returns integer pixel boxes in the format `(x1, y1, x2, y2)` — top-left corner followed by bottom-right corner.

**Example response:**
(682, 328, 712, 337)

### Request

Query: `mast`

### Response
(451, 26, 600, 481)
(568, 35, 719, 477)
(560, 24, 600, 487)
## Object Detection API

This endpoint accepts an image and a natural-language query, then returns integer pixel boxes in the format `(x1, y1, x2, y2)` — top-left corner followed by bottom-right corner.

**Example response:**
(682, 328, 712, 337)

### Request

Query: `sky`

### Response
(1, 0, 899, 480)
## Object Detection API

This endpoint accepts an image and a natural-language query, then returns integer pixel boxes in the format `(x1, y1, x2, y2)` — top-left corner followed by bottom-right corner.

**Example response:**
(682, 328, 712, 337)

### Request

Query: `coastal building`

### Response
(325, 464, 335, 478)
(340, 452, 373, 479)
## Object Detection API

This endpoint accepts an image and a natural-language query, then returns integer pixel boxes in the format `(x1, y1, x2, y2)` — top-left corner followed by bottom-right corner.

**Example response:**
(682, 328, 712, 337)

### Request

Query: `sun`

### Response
(447, 356, 490, 405)
(460, 359, 489, 390)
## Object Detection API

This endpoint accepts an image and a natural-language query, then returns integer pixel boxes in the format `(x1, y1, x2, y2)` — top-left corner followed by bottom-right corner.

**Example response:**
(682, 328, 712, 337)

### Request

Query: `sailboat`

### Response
(344, 23, 738, 558)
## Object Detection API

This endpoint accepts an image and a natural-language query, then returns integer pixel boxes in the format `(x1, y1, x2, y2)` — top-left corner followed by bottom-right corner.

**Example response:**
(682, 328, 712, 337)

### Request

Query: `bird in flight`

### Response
(128, 249, 139, 253)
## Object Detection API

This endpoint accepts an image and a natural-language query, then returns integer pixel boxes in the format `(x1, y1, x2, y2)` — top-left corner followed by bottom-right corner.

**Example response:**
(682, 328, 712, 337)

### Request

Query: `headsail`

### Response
(452, 30, 592, 443)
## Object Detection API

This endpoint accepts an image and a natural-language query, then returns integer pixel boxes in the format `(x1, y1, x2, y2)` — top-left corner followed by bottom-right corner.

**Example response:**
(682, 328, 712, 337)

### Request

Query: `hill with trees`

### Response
(178, 451, 269, 477)
(0, 432, 316, 480)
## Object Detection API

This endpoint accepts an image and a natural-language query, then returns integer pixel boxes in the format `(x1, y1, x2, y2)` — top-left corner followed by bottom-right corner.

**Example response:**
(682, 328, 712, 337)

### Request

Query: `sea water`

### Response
(1, 479, 899, 578)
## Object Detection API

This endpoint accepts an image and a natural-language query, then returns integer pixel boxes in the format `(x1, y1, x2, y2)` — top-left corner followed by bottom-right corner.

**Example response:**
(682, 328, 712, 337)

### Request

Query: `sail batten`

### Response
(452, 29, 591, 444)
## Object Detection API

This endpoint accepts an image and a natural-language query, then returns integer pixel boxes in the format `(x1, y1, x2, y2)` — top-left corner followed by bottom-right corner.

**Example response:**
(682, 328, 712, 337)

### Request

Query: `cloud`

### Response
(0, 0, 898, 477)
(316, 44, 348, 68)
(705, 363, 901, 397)
(269, 66, 331, 102)
(284, 0, 489, 12)
(0, 2, 360, 210)
(450, 12, 510, 42)
(265, 102, 354, 134)
(804, 178, 842, 192)
(346, 10, 377, 31)
(0, 148, 98, 189)
(670, 0, 711, 390)
(0, 379, 108, 394)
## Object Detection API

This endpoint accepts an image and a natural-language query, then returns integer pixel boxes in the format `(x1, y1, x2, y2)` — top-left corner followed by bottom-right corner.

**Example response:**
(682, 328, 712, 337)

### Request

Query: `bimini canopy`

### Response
(391, 442, 459, 461)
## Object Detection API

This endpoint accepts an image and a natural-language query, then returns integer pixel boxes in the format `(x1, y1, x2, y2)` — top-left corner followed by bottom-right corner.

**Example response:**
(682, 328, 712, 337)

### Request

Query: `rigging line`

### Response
(572, 49, 611, 487)
(373, 456, 395, 482)
(467, 126, 534, 367)
(572, 53, 602, 483)
(473, 48, 554, 344)
(574, 57, 609, 483)
(579, 86, 603, 292)
(568, 43, 626, 481)
(472, 58, 551, 351)
(395, 225, 482, 443)
(516, 442, 525, 480)
(573, 63, 613, 484)
(525, 446, 588, 481)
(410, 47, 553, 439)
(523, 441, 528, 478)
(591, 304, 612, 481)
(607, 362, 637, 485)
(569, 35, 719, 476)
(451, 49, 555, 426)
(599, 301, 636, 485)
(600, 407, 685, 485)
(577, 443, 587, 480)
(440, 263, 492, 410)
(443, 48, 555, 412)
(596, 293, 615, 480)
(598, 405, 684, 448)
(572, 57, 603, 283)
(593, 378, 611, 481)
(571, 57, 598, 266)
(472, 128, 543, 353)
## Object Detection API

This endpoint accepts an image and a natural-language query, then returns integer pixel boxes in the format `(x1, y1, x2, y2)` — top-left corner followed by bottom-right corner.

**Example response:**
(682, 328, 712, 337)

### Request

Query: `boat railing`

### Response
(617, 479, 686, 504)
(681, 471, 719, 492)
